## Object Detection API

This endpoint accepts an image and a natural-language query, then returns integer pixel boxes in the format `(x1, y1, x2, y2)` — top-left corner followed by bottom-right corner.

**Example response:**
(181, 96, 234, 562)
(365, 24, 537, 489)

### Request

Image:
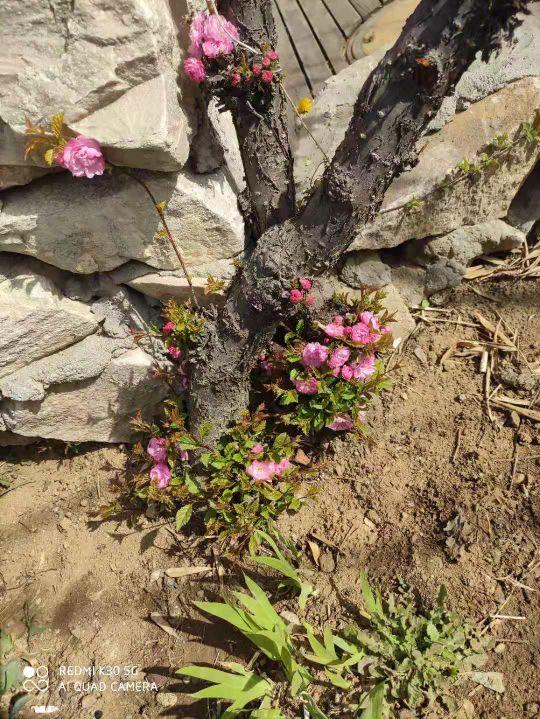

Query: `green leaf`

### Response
(359, 571, 381, 617)
(359, 682, 386, 719)
(177, 436, 200, 451)
(9, 693, 31, 719)
(0, 660, 23, 696)
(178, 664, 272, 711)
(44, 148, 55, 166)
(50, 111, 64, 139)
(175, 504, 192, 530)
(193, 601, 252, 633)
(0, 631, 13, 659)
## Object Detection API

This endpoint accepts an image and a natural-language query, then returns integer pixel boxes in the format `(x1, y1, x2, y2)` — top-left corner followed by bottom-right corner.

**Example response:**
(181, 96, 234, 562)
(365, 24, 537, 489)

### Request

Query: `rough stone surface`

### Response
(352, 78, 540, 251)
(340, 251, 392, 289)
(406, 220, 526, 295)
(430, 5, 540, 131)
(0, 255, 168, 443)
(0, 169, 245, 273)
(408, 220, 526, 267)
(110, 258, 237, 305)
(0, 346, 167, 443)
(0, 254, 98, 379)
(507, 161, 540, 234)
(0, 0, 193, 185)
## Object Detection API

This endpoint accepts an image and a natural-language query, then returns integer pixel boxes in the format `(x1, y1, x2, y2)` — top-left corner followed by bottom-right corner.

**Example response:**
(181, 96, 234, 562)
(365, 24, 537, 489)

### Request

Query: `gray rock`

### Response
(0, 168, 245, 273)
(0, 346, 167, 443)
(430, 4, 540, 131)
(507, 161, 540, 234)
(0, 0, 193, 185)
(0, 254, 98, 379)
(409, 220, 526, 268)
(407, 219, 525, 295)
(352, 78, 540, 251)
(385, 262, 426, 307)
(340, 251, 392, 289)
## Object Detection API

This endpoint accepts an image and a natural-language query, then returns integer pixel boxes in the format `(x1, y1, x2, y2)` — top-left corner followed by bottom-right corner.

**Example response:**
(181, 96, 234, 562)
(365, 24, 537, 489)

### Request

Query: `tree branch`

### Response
(217, 0, 295, 237)
(188, 0, 529, 440)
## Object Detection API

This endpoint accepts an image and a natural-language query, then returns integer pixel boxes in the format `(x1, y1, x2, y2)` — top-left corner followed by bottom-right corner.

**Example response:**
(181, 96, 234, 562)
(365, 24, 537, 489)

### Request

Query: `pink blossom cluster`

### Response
(289, 278, 313, 306)
(324, 311, 388, 344)
(56, 135, 105, 179)
(246, 448, 292, 484)
(231, 49, 279, 89)
(183, 11, 240, 84)
(148, 438, 189, 489)
(162, 320, 184, 363)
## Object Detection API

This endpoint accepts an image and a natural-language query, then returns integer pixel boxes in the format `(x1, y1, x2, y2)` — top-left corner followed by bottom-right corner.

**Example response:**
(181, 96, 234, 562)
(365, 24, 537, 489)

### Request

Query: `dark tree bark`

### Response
(188, 0, 529, 441)
(218, 0, 296, 237)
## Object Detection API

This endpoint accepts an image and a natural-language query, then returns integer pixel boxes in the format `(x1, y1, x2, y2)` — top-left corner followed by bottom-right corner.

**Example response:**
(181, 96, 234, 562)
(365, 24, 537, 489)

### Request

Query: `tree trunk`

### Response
(188, 0, 528, 441)
(218, 0, 296, 237)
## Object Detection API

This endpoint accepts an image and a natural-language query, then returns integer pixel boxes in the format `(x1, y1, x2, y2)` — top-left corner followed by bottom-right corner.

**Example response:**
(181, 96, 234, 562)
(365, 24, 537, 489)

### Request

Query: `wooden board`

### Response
(319, 0, 363, 39)
(273, 0, 312, 101)
(347, 0, 383, 21)
(274, 0, 333, 95)
(296, 0, 349, 74)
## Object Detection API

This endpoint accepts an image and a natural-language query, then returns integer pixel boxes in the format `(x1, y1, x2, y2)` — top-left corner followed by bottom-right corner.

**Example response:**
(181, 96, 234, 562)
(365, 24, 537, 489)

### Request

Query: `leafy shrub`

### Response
(113, 290, 392, 543)
(178, 546, 489, 719)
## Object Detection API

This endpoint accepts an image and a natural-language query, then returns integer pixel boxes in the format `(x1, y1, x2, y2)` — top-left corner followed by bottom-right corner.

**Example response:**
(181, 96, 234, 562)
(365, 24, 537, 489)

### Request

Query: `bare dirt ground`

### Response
(1, 278, 539, 719)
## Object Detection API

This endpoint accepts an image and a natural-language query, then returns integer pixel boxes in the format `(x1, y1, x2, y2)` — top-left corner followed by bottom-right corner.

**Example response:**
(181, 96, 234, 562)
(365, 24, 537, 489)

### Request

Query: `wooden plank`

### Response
(296, 0, 349, 73)
(319, 0, 362, 39)
(272, 0, 312, 101)
(348, 0, 383, 21)
(275, 0, 333, 95)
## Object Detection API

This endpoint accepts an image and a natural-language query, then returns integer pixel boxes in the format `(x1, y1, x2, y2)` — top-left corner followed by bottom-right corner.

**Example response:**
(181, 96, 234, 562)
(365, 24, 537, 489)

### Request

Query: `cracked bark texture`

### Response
(188, 0, 529, 441)
(218, 0, 295, 237)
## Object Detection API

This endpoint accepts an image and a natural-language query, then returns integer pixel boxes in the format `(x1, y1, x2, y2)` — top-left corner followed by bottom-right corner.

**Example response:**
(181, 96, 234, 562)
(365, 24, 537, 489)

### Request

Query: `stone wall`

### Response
(1, 0, 539, 444)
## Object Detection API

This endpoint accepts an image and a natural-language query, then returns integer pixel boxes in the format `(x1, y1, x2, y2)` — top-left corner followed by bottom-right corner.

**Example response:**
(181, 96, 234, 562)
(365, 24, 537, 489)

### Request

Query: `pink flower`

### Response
(168, 346, 182, 360)
(179, 449, 189, 462)
(266, 50, 279, 61)
(324, 322, 345, 339)
(352, 354, 376, 380)
(261, 70, 273, 83)
(305, 294, 314, 306)
(262, 56, 271, 68)
(188, 11, 239, 59)
(251, 443, 264, 454)
(360, 311, 380, 332)
(341, 364, 354, 381)
(328, 415, 354, 431)
(57, 136, 105, 179)
(294, 377, 318, 395)
(183, 57, 206, 83)
(150, 462, 171, 489)
(202, 14, 239, 57)
(231, 72, 241, 86)
(252, 63, 262, 76)
(147, 437, 167, 463)
(302, 342, 329, 368)
(333, 315, 344, 325)
(274, 458, 292, 476)
(290, 289, 303, 303)
(188, 11, 206, 57)
(246, 460, 275, 484)
(162, 321, 175, 337)
(299, 278, 312, 290)
(350, 322, 372, 344)
(328, 347, 350, 368)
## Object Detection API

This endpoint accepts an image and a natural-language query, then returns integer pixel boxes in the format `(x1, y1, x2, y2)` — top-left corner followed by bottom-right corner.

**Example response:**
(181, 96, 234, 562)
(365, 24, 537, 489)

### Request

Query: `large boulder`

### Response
(0, 255, 98, 379)
(0, 255, 168, 443)
(0, 169, 245, 273)
(352, 78, 540, 251)
(0, 0, 193, 187)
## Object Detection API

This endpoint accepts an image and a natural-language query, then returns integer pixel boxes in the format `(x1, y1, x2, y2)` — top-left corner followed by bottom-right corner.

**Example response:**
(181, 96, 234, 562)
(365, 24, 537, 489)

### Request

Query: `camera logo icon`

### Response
(22, 665, 50, 693)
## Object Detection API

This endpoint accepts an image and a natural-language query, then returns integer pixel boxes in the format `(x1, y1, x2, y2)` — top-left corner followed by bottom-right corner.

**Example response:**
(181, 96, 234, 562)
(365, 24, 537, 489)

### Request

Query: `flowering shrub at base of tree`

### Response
(107, 289, 393, 545)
